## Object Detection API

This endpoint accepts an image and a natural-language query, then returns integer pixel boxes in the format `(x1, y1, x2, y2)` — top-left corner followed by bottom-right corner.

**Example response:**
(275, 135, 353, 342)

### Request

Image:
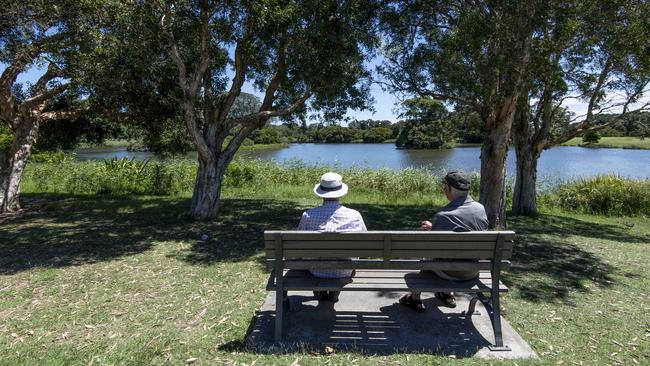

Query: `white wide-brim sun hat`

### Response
(313, 172, 349, 198)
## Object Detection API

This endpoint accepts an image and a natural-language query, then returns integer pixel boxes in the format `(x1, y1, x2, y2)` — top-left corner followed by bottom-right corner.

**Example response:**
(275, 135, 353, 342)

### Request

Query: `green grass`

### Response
(239, 143, 288, 151)
(561, 136, 650, 149)
(76, 139, 139, 148)
(21, 159, 650, 216)
(1, 188, 649, 365)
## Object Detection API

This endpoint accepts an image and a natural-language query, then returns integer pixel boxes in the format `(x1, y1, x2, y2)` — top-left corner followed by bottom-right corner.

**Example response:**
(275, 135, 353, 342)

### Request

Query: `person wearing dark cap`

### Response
(400, 170, 488, 312)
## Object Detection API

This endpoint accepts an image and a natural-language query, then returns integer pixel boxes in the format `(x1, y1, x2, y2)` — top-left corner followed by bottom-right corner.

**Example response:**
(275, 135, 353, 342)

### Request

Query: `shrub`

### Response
(546, 175, 650, 216)
(582, 130, 601, 144)
(30, 151, 76, 163)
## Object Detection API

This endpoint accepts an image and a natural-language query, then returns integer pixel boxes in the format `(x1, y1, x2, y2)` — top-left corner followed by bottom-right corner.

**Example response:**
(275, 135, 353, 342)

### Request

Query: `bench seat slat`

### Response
(282, 270, 494, 279)
(390, 241, 513, 251)
(266, 259, 511, 271)
(267, 249, 385, 258)
(265, 241, 384, 250)
(267, 270, 508, 292)
(264, 231, 515, 242)
(265, 249, 512, 260)
(390, 249, 513, 260)
(265, 241, 513, 251)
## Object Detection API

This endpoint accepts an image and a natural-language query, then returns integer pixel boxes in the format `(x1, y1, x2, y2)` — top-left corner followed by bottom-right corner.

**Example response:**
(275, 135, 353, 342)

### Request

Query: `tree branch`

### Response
(220, 125, 254, 162)
(39, 105, 91, 121)
(160, 2, 212, 161)
(188, 0, 211, 95)
(17, 63, 66, 113)
(585, 57, 612, 123)
(19, 83, 68, 113)
(160, 5, 189, 92)
(238, 85, 313, 126)
(547, 96, 650, 147)
(260, 42, 286, 112)
(220, 85, 313, 161)
(216, 24, 250, 124)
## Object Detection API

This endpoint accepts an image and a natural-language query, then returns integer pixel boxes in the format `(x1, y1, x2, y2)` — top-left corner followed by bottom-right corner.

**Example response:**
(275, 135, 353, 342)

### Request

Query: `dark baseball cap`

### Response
(443, 171, 470, 191)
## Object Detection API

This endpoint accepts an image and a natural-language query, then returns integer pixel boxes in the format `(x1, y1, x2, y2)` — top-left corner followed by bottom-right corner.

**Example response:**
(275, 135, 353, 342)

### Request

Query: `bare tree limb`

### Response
(547, 96, 650, 147)
(18, 83, 69, 113)
(0, 50, 41, 124)
(160, 2, 212, 161)
(216, 24, 251, 124)
(188, 0, 211, 95)
(160, 5, 189, 92)
(260, 41, 286, 112)
(220, 85, 313, 160)
(220, 125, 254, 162)
(585, 57, 612, 123)
(238, 85, 313, 126)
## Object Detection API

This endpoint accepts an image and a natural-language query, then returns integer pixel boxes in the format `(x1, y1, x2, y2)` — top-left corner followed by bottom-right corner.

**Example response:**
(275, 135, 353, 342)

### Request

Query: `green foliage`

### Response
(582, 130, 601, 144)
(29, 151, 75, 164)
(311, 125, 359, 143)
(35, 115, 129, 152)
(547, 175, 650, 216)
(396, 98, 455, 149)
(361, 127, 392, 143)
(250, 128, 282, 145)
(451, 108, 484, 143)
(104, 158, 149, 176)
(144, 117, 195, 155)
(0, 124, 12, 152)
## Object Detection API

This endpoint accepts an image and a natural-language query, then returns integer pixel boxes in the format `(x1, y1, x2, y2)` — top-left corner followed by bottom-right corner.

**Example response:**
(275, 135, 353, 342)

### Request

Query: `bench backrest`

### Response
(264, 231, 515, 272)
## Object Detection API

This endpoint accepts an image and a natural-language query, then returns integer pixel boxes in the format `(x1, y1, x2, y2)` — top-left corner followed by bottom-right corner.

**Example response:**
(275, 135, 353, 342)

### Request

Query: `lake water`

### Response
(74, 143, 650, 180)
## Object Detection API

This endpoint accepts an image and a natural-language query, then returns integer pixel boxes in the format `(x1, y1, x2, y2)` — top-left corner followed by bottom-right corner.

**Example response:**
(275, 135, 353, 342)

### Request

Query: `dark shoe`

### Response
(399, 294, 425, 313)
(435, 292, 457, 308)
(313, 291, 328, 301)
(328, 291, 341, 303)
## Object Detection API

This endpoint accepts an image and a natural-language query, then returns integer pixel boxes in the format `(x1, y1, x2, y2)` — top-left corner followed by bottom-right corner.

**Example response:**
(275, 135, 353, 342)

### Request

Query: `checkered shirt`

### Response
(298, 200, 367, 278)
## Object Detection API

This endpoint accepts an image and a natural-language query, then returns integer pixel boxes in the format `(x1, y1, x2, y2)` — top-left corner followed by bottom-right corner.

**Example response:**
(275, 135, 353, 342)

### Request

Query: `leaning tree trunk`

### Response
(0, 117, 40, 213)
(512, 144, 541, 215)
(190, 156, 227, 220)
(479, 117, 512, 229)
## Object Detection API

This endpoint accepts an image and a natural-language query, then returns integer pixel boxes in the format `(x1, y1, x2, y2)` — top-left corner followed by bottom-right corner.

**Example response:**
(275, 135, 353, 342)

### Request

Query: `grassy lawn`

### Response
(1, 191, 649, 365)
(561, 136, 650, 149)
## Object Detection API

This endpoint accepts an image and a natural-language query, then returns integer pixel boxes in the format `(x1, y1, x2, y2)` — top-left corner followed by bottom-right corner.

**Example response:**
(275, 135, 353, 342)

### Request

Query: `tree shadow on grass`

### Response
(0, 194, 303, 275)
(2, 194, 646, 306)
(505, 213, 649, 304)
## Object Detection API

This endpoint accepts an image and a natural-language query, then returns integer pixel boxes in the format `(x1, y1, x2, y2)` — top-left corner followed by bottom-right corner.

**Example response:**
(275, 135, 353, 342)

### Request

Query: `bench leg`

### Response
(487, 290, 511, 351)
(274, 287, 283, 343)
(463, 295, 481, 316)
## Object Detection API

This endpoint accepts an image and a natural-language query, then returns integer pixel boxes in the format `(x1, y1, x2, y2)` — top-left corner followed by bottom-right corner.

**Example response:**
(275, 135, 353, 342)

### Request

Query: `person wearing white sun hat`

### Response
(297, 172, 367, 302)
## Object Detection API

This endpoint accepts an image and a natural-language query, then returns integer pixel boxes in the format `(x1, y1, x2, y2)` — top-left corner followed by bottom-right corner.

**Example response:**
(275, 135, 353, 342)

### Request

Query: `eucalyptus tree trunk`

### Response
(0, 117, 39, 213)
(190, 157, 225, 220)
(479, 114, 512, 229)
(511, 93, 544, 216)
(512, 144, 540, 215)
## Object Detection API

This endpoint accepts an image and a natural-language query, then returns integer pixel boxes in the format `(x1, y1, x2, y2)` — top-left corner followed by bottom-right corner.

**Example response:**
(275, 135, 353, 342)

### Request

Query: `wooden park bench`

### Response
(264, 230, 515, 351)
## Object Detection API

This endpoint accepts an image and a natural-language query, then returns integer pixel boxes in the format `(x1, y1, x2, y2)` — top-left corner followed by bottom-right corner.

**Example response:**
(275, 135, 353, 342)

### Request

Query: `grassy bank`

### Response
(1, 191, 649, 365)
(561, 136, 650, 149)
(21, 159, 650, 216)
